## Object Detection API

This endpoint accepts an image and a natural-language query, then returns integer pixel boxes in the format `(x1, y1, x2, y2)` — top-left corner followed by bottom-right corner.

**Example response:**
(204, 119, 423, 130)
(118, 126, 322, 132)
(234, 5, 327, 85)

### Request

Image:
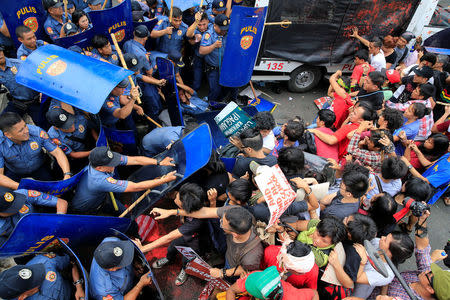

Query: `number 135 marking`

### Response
(267, 62, 284, 70)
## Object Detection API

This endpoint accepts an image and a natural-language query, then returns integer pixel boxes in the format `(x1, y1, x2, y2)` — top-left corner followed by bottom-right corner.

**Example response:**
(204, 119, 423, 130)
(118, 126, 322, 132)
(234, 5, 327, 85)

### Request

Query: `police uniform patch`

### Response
(111, 54, 118, 61)
(52, 138, 61, 145)
(44, 252, 56, 259)
(4, 193, 14, 202)
(40, 131, 49, 139)
(177, 30, 182, 36)
(106, 177, 117, 184)
(219, 1, 224, 7)
(47, 27, 54, 34)
(28, 190, 41, 197)
(19, 205, 29, 214)
(45, 271, 56, 282)
(78, 124, 85, 133)
(30, 141, 39, 151)
(20, 56, 27, 61)
(204, 33, 210, 40)
(11, 66, 18, 74)
(107, 101, 114, 108)
(103, 295, 114, 300)
(157, 19, 163, 25)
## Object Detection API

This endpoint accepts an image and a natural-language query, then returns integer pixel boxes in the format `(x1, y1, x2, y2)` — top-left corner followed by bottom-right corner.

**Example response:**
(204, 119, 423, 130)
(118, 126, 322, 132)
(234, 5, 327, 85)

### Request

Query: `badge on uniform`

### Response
(19, 205, 29, 214)
(78, 124, 85, 133)
(4, 193, 14, 202)
(204, 33, 210, 40)
(47, 27, 54, 34)
(52, 138, 61, 145)
(219, 1, 224, 7)
(106, 177, 117, 184)
(28, 190, 42, 197)
(30, 141, 39, 151)
(40, 131, 49, 139)
(44, 252, 56, 259)
(107, 101, 114, 108)
(45, 271, 57, 282)
(11, 66, 18, 74)
(157, 19, 163, 25)
(111, 54, 118, 61)
(177, 30, 182, 36)
(103, 295, 114, 300)
(20, 56, 27, 61)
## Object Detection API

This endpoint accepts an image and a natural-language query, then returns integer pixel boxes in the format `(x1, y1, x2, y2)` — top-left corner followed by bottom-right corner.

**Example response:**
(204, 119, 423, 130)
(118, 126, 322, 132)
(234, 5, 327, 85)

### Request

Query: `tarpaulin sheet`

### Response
(261, 0, 420, 65)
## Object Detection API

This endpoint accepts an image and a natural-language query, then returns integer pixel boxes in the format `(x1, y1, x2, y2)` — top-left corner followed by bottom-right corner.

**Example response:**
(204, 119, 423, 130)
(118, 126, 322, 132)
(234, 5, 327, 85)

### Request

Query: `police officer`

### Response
(0, 46, 42, 124)
(16, 26, 47, 61)
(206, 0, 228, 22)
(0, 113, 71, 189)
(189, 12, 213, 92)
(90, 34, 119, 65)
(0, 188, 68, 244)
(99, 79, 144, 129)
(150, 6, 198, 54)
(0, 253, 85, 300)
(46, 107, 92, 162)
(83, 0, 103, 13)
(122, 52, 165, 119)
(90, 237, 152, 300)
(62, 22, 79, 37)
(70, 146, 176, 214)
(43, 0, 71, 41)
(199, 14, 237, 102)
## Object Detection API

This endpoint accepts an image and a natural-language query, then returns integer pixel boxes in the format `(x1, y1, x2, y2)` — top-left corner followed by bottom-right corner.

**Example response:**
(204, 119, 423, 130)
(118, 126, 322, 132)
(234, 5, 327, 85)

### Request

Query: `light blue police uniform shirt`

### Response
(0, 189, 57, 243)
(100, 95, 121, 127)
(91, 48, 119, 65)
(153, 18, 189, 53)
(71, 155, 129, 212)
(0, 58, 40, 101)
(72, 0, 88, 10)
(16, 40, 46, 60)
(44, 14, 71, 41)
(142, 126, 183, 157)
(22, 254, 71, 300)
(47, 115, 89, 155)
(0, 125, 57, 175)
(90, 237, 134, 300)
(123, 39, 152, 71)
(193, 23, 213, 57)
(200, 28, 226, 67)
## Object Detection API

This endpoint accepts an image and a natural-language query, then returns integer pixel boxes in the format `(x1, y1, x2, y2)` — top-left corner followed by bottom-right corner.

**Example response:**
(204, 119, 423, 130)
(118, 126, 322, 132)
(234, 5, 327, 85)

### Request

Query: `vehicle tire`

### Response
(287, 66, 322, 93)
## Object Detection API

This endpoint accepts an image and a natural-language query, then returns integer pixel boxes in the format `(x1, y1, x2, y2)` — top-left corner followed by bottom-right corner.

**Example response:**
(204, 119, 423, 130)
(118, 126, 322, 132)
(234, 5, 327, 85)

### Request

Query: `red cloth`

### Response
(351, 63, 375, 83)
(315, 127, 339, 162)
(333, 123, 359, 159)
(261, 245, 319, 290)
(332, 92, 353, 129)
(436, 119, 450, 140)
(236, 271, 316, 300)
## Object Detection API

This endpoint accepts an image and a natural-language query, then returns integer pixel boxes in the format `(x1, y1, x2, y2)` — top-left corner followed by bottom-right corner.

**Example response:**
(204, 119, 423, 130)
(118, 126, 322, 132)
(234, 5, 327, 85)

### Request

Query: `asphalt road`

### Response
(251, 77, 450, 271)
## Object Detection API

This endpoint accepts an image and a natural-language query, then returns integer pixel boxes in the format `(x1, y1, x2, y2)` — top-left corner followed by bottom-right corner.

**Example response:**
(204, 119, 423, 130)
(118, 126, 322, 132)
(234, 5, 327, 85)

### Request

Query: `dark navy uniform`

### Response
(71, 155, 128, 213)
(16, 40, 46, 60)
(0, 58, 42, 123)
(200, 27, 237, 102)
(0, 189, 58, 244)
(89, 237, 134, 299)
(91, 47, 119, 65)
(192, 23, 213, 91)
(99, 95, 121, 128)
(153, 18, 189, 54)
(47, 114, 89, 155)
(44, 14, 71, 41)
(0, 125, 56, 181)
(24, 254, 72, 300)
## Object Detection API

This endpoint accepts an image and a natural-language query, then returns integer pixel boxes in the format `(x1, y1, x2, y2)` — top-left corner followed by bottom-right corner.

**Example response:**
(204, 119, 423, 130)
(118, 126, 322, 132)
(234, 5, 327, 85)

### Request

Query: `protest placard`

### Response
(254, 164, 297, 228)
(214, 102, 255, 138)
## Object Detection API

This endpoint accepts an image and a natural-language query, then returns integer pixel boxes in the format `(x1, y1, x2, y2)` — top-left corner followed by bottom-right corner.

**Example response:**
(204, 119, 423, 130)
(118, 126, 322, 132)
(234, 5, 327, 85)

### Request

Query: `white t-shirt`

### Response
(262, 131, 276, 151)
(370, 50, 387, 71)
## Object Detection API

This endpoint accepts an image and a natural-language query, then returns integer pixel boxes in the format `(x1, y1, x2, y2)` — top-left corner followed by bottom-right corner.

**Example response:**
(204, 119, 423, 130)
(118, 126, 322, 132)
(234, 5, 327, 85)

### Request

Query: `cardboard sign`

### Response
(176, 246, 230, 292)
(254, 164, 297, 228)
(214, 101, 255, 138)
(248, 96, 277, 113)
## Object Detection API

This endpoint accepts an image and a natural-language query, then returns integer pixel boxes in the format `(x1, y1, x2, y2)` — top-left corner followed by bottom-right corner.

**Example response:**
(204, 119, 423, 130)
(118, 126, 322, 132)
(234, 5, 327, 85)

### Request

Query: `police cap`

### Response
(0, 264, 46, 299)
(89, 146, 122, 167)
(134, 25, 150, 38)
(214, 14, 229, 31)
(123, 53, 142, 72)
(43, 0, 64, 10)
(0, 189, 27, 214)
(46, 107, 76, 130)
(94, 240, 135, 269)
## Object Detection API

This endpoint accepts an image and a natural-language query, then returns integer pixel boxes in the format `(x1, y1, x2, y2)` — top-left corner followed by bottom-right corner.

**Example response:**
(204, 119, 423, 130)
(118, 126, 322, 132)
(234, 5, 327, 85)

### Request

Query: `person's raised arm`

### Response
(124, 171, 177, 193)
(186, 12, 201, 38)
(329, 71, 348, 99)
(349, 27, 370, 48)
(431, 105, 450, 133)
(49, 147, 71, 179)
(307, 128, 338, 145)
(134, 229, 182, 253)
(151, 206, 219, 220)
(328, 250, 355, 289)
(400, 156, 429, 183)
(124, 272, 152, 300)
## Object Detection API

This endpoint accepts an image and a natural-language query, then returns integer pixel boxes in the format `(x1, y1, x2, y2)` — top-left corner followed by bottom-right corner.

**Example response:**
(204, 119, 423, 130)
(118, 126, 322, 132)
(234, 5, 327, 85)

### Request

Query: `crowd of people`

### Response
(0, 0, 449, 299)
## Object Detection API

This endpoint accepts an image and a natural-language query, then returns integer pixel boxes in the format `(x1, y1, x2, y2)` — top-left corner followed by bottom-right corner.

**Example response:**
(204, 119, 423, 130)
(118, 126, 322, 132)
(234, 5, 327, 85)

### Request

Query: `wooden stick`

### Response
(101, 0, 108, 10)
(109, 192, 119, 211)
(264, 20, 292, 26)
(119, 189, 152, 218)
(169, 0, 174, 22)
(63, 0, 68, 20)
(200, 0, 204, 8)
(144, 114, 163, 128)
(249, 81, 258, 100)
(436, 101, 450, 106)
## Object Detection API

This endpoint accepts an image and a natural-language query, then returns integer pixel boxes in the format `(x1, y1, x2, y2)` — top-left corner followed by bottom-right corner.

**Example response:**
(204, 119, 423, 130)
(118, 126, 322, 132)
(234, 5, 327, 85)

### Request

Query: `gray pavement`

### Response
(253, 78, 450, 271)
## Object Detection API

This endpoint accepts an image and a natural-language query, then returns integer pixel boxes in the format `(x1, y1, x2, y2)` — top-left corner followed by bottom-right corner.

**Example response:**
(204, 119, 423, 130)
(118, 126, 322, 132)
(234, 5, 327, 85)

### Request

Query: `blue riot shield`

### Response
(17, 167, 87, 196)
(156, 57, 184, 126)
(112, 229, 164, 300)
(15, 44, 133, 114)
(162, 0, 202, 11)
(0, 214, 131, 257)
(102, 126, 138, 155)
(219, 6, 267, 87)
(58, 238, 89, 300)
(54, 29, 95, 51)
(126, 123, 212, 218)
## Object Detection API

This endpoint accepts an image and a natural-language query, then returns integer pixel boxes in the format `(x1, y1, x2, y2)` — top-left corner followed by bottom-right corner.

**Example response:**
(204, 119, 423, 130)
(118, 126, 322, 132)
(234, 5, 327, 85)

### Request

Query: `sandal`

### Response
(399, 222, 412, 234)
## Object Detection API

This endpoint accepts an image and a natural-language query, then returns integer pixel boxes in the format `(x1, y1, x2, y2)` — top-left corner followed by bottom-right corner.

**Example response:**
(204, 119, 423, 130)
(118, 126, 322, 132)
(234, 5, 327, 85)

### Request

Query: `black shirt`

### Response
(232, 155, 277, 178)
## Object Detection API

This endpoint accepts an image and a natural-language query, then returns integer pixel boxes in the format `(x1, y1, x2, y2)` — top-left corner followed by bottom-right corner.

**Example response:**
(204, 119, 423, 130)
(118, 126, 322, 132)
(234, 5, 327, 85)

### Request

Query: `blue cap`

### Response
(212, 0, 226, 12)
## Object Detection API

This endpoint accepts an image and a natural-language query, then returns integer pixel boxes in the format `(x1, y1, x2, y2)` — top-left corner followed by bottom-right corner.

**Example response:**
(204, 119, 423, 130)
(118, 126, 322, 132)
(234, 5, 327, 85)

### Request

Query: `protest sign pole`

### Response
(63, 0, 68, 20)
(249, 81, 258, 101)
(101, 0, 108, 10)
(119, 189, 152, 218)
(169, 0, 174, 22)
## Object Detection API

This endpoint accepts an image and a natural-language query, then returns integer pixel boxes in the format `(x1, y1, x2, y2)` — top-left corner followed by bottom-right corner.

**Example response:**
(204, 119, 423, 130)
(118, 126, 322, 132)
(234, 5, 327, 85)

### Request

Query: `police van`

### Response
(252, 0, 448, 92)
